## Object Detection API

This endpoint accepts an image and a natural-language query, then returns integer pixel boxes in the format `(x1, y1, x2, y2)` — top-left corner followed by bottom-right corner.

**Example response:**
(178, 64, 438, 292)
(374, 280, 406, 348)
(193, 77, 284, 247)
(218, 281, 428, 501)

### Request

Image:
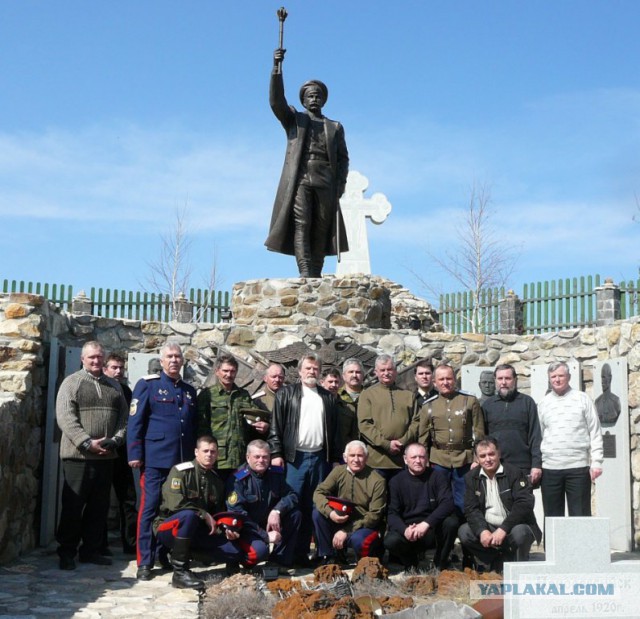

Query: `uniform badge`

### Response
(228, 491, 238, 506)
(129, 399, 138, 416)
(520, 480, 526, 487)
(171, 477, 181, 490)
(159, 389, 169, 395)
(186, 392, 192, 400)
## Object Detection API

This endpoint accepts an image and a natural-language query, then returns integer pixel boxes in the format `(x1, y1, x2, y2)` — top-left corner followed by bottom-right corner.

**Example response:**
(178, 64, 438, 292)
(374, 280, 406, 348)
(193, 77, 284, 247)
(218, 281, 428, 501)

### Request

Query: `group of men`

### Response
(55, 341, 604, 583)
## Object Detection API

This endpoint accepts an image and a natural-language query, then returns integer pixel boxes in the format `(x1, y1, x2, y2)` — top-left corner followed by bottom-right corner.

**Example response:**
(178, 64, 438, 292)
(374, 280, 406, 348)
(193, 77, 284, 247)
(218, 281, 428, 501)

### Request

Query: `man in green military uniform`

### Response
(198, 355, 269, 482)
(252, 363, 286, 413)
(336, 358, 364, 455)
(419, 364, 484, 514)
(358, 354, 419, 482)
(154, 435, 266, 589)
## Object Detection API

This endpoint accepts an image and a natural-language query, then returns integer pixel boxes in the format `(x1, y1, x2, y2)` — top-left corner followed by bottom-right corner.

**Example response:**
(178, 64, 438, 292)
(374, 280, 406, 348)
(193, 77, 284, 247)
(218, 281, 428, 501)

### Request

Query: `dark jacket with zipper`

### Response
(464, 461, 542, 543)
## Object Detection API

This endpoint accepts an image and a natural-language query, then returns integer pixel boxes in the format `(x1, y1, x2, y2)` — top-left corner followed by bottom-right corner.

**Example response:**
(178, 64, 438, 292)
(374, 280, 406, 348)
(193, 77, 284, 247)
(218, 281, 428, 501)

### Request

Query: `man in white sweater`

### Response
(538, 361, 603, 517)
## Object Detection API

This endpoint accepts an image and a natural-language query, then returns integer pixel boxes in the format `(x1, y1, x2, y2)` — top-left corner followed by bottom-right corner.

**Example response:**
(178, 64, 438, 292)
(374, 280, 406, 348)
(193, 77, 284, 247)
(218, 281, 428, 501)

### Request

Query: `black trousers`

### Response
(541, 466, 591, 517)
(292, 183, 334, 277)
(104, 448, 137, 550)
(57, 459, 113, 559)
(384, 514, 459, 568)
(458, 522, 535, 568)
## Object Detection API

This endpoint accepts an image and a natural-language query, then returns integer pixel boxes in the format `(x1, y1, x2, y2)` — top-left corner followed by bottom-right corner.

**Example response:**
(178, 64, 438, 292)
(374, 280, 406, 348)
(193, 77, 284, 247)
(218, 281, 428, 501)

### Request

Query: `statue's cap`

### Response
(299, 80, 328, 105)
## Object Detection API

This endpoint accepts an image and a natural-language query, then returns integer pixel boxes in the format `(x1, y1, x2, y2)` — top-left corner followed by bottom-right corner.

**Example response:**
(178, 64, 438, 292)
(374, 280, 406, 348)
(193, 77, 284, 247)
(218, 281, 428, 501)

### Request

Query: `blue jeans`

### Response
(432, 463, 470, 514)
(285, 450, 328, 558)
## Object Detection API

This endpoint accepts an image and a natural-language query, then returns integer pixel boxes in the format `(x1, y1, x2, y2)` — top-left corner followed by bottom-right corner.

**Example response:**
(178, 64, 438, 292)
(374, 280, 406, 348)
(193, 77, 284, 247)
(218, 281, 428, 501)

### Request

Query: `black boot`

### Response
(170, 538, 204, 590)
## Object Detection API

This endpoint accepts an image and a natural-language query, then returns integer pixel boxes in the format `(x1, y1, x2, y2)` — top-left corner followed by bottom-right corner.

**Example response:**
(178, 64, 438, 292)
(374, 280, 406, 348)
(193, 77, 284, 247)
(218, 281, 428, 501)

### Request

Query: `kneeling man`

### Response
(384, 443, 458, 570)
(312, 440, 386, 564)
(458, 437, 541, 572)
(154, 435, 267, 589)
(227, 440, 301, 569)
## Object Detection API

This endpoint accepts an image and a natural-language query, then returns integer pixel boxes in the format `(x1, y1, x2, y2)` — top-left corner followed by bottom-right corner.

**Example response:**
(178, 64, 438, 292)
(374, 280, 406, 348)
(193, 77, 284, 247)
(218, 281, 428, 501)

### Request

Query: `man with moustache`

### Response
(198, 354, 268, 482)
(482, 364, 542, 485)
(268, 352, 340, 566)
(128, 342, 198, 581)
(458, 437, 541, 572)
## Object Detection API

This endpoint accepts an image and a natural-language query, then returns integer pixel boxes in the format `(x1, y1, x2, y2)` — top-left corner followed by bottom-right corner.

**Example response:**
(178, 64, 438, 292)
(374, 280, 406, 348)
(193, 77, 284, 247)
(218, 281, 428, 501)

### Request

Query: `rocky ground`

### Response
(201, 557, 502, 619)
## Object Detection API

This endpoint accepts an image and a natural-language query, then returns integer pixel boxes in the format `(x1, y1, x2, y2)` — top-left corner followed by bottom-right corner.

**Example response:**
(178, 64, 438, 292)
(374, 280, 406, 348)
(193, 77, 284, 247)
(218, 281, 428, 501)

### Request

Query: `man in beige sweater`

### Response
(55, 341, 128, 570)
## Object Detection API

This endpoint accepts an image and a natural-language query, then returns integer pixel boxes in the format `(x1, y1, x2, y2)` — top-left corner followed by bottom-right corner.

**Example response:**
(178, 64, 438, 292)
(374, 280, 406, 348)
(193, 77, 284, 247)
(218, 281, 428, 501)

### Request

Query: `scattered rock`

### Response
(351, 556, 389, 584)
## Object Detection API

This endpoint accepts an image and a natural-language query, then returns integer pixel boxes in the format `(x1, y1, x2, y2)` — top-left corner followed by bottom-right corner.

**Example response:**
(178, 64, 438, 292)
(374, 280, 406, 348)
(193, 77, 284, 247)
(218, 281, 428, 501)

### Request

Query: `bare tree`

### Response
(413, 183, 519, 333)
(145, 206, 220, 321)
(146, 206, 192, 310)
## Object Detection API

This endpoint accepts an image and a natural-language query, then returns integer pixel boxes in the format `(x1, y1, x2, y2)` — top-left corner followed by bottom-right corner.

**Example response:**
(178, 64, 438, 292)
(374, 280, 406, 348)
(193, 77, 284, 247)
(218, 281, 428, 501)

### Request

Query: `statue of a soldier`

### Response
(265, 43, 349, 278)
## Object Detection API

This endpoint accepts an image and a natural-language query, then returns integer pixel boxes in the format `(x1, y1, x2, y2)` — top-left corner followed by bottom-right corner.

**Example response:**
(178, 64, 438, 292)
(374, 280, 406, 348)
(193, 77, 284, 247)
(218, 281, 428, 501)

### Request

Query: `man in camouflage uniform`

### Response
(419, 364, 484, 514)
(198, 355, 269, 482)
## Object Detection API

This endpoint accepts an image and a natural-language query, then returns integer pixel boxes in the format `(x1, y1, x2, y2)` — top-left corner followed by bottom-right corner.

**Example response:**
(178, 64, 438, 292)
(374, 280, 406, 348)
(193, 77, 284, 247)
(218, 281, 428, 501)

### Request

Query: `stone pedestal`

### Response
(231, 275, 392, 329)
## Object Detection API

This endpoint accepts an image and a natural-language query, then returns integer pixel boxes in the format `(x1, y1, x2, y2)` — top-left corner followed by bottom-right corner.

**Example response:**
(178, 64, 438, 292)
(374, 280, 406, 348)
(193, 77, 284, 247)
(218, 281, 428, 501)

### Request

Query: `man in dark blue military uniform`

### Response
(154, 435, 261, 589)
(227, 440, 301, 569)
(127, 342, 198, 581)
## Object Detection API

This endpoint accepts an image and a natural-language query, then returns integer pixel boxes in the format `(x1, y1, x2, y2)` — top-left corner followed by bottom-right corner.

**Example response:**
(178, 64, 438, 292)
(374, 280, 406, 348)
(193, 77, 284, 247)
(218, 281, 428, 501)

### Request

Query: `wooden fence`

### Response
(440, 275, 640, 335)
(1, 279, 231, 323)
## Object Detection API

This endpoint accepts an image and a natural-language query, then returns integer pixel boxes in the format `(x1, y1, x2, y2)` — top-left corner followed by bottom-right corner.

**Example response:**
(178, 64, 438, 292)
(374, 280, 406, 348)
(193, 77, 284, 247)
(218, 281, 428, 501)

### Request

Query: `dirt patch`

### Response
(313, 563, 347, 583)
(400, 574, 437, 596)
(351, 556, 389, 584)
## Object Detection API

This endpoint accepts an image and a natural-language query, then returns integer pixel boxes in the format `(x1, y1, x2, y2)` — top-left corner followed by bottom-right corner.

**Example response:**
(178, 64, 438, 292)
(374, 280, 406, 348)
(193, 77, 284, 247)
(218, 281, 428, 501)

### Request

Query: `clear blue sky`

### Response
(1, 1, 639, 305)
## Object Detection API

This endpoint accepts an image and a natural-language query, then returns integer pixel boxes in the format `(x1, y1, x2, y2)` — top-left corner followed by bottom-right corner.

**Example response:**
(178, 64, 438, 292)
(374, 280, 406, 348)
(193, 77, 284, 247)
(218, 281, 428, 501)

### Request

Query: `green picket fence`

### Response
(440, 275, 640, 335)
(1, 279, 230, 323)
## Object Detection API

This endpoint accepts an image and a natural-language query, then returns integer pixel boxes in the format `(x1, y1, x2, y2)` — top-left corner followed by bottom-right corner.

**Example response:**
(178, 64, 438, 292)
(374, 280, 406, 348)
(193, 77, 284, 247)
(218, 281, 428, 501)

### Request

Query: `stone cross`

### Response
(503, 518, 640, 618)
(336, 171, 391, 276)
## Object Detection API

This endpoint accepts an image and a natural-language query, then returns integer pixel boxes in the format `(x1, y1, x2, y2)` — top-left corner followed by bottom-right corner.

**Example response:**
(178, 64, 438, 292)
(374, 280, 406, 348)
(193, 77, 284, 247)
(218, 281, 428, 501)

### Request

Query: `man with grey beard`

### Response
(481, 364, 542, 486)
(268, 352, 341, 566)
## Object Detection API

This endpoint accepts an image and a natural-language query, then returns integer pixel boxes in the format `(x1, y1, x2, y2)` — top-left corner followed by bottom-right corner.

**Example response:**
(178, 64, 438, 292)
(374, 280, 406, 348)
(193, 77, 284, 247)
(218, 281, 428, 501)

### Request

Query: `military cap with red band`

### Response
(213, 512, 244, 531)
(327, 496, 356, 516)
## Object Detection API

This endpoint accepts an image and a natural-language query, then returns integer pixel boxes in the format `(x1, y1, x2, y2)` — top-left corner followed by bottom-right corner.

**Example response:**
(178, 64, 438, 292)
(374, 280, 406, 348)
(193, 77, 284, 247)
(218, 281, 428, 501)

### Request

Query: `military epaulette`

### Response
(424, 393, 439, 404)
(141, 374, 161, 381)
(458, 389, 474, 396)
(270, 465, 285, 474)
(252, 390, 266, 399)
(176, 461, 195, 471)
(234, 467, 251, 480)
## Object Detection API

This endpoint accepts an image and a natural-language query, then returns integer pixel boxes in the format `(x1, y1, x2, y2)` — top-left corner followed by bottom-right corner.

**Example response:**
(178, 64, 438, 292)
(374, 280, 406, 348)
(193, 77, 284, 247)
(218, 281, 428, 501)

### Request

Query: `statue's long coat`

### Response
(265, 71, 349, 256)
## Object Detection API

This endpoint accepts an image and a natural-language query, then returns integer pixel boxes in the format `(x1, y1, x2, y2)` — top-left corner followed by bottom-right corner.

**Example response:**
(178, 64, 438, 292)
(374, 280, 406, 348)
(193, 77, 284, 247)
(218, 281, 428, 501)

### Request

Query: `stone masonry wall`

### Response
(0, 293, 67, 562)
(1, 288, 639, 562)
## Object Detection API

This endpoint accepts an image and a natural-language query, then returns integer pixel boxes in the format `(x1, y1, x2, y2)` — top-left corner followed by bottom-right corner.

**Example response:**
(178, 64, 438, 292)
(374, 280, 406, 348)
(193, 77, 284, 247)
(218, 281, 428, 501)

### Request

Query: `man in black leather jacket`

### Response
(458, 437, 542, 572)
(268, 353, 340, 566)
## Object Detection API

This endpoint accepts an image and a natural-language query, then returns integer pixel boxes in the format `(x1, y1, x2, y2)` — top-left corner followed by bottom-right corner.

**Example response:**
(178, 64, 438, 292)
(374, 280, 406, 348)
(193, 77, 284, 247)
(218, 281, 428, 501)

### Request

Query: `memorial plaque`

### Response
(602, 432, 616, 459)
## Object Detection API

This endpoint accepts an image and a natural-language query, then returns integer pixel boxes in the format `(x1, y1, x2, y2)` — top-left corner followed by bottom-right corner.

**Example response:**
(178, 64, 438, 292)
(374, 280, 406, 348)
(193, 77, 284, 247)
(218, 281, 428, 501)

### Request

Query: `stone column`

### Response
(173, 292, 193, 323)
(71, 290, 92, 316)
(595, 278, 621, 326)
(499, 290, 523, 334)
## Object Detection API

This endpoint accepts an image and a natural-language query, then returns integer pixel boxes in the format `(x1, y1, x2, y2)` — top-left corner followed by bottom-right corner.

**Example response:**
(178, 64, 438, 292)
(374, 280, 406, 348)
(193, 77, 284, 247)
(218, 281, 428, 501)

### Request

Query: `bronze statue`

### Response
(264, 8, 349, 278)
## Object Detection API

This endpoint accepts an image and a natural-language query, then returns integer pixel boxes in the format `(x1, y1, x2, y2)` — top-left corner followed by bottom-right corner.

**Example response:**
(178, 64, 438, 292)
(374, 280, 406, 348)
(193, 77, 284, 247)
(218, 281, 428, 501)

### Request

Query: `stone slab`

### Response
(503, 517, 640, 618)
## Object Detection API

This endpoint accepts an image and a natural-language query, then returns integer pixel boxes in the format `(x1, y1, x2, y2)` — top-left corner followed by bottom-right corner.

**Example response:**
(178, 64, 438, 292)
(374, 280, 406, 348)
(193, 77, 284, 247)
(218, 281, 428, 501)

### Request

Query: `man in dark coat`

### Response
(265, 47, 349, 278)
(458, 437, 541, 572)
